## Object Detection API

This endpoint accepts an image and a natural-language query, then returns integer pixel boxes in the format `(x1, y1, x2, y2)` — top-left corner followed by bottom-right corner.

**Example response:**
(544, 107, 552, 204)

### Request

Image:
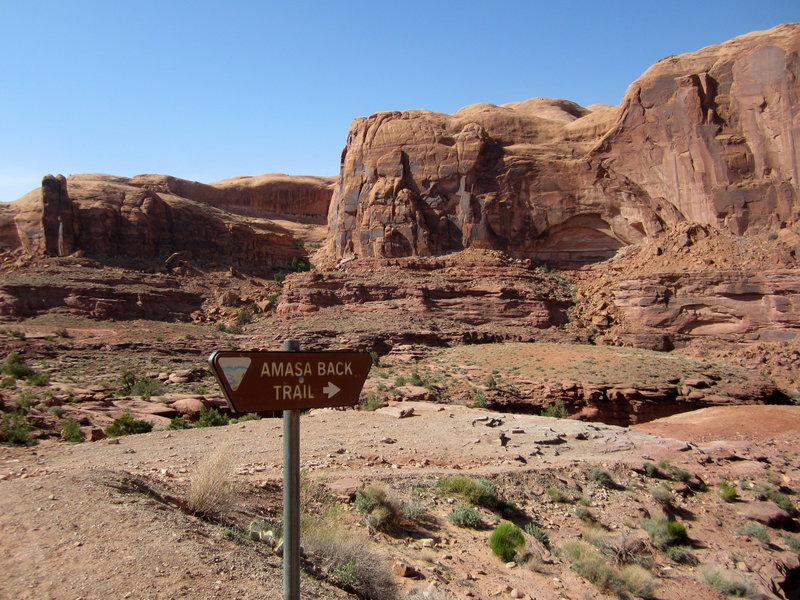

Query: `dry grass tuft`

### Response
(186, 444, 231, 516)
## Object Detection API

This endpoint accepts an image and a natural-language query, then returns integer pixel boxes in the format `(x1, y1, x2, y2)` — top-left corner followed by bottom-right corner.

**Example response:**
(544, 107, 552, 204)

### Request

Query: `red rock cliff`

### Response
(328, 24, 800, 263)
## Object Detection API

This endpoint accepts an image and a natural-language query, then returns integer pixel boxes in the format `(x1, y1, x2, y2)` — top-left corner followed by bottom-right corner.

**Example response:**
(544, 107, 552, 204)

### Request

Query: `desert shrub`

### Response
(369, 351, 380, 367)
(167, 416, 191, 430)
(719, 479, 739, 503)
(437, 475, 499, 509)
(737, 522, 771, 548)
(1, 353, 35, 380)
(129, 377, 164, 400)
(248, 518, 283, 543)
(401, 499, 428, 521)
(664, 545, 698, 565)
(394, 375, 407, 386)
(489, 522, 525, 562)
(16, 391, 36, 413)
(782, 533, 800, 553)
(753, 482, 797, 516)
(541, 399, 567, 418)
(447, 504, 481, 528)
(547, 487, 575, 504)
(186, 446, 230, 516)
(701, 566, 763, 599)
(355, 486, 401, 533)
(60, 418, 83, 443)
(0, 412, 34, 446)
(469, 388, 487, 408)
(643, 461, 667, 479)
(54, 327, 70, 338)
(25, 372, 50, 387)
(575, 506, 598, 524)
(651, 485, 674, 507)
(591, 467, 620, 490)
(235, 306, 254, 328)
(105, 411, 153, 437)
(582, 528, 652, 567)
(117, 369, 138, 395)
(359, 392, 384, 411)
(48, 405, 65, 417)
(0, 376, 15, 389)
(230, 412, 261, 424)
(195, 406, 229, 427)
(290, 256, 311, 272)
(562, 541, 623, 593)
(621, 564, 657, 598)
(302, 519, 397, 600)
(484, 374, 497, 388)
(640, 516, 689, 549)
(524, 522, 550, 547)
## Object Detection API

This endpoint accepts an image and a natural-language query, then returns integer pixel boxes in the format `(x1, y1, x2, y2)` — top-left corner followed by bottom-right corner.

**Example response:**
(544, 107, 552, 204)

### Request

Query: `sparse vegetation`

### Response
(105, 411, 153, 437)
(489, 522, 525, 562)
(129, 377, 164, 400)
(447, 504, 481, 528)
(359, 392, 384, 411)
(355, 485, 401, 533)
(590, 467, 620, 490)
(664, 544, 698, 565)
(167, 416, 191, 430)
(194, 406, 229, 427)
(469, 388, 487, 408)
(437, 476, 499, 509)
(524, 522, 550, 547)
(640, 515, 689, 549)
(752, 482, 797, 516)
(54, 327, 70, 338)
(701, 566, 764, 599)
(541, 399, 567, 418)
(186, 445, 230, 516)
(1, 352, 35, 380)
(400, 499, 427, 521)
(620, 564, 657, 599)
(0, 412, 34, 446)
(736, 521, 771, 548)
(547, 487, 576, 504)
(782, 533, 800, 553)
(60, 418, 83, 443)
(719, 479, 739, 503)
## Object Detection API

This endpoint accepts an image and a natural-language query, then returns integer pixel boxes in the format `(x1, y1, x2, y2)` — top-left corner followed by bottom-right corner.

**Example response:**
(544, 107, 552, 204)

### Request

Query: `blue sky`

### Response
(1, 0, 797, 202)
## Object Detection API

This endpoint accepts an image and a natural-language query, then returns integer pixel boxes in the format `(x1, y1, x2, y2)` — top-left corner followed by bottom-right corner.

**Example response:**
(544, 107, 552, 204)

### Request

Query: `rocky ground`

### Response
(1, 318, 799, 600)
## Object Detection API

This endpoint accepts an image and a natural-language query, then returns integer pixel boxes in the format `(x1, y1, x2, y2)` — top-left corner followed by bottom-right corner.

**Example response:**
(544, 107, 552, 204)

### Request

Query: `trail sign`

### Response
(208, 350, 372, 413)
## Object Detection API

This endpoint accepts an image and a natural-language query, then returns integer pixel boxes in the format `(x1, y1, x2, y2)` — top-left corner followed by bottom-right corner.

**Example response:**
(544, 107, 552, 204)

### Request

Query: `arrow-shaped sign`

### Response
(323, 382, 340, 398)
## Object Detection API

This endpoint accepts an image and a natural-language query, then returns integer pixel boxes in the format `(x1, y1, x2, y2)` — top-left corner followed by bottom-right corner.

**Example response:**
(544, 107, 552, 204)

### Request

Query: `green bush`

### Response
(469, 388, 487, 408)
(719, 479, 739, 503)
(48, 405, 65, 418)
(291, 256, 311, 272)
(355, 486, 400, 533)
(130, 377, 164, 400)
(117, 369, 138, 395)
(575, 506, 598, 524)
(26, 372, 50, 387)
(54, 327, 71, 338)
(0, 412, 34, 446)
(562, 541, 623, 593)
(489, 523, 525, 562)
(1, 353, 35, 380)
(437, 476, 499, 508)
(369, 351, 380, 367)
(60, 418, 84, 443)
(524, 522, 549, 547)
(230, 412, 261, 424)
(195, 406, 229, 428)
(167, 416, 191, 430)
(16, 391, 36, 413)
(0, 376, 15, 389)
(643, 461, 667, 479)
(753, 482, 797, 516)
(447, 504, 482, 528)
(651, 485, 674, 506)
(105, 411, 153, 437)
(640, 516, 689, 549)
(541, 399, 567, 418)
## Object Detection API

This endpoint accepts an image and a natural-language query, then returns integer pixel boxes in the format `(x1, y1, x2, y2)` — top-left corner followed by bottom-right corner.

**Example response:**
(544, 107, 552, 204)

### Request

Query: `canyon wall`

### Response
(0, 173, 333, 273)
(328, 24, 800, 264)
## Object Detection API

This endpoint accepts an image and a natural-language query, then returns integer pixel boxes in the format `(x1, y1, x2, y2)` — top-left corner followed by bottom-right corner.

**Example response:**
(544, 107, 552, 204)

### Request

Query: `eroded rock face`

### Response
(328, 24, 800, 264)
(1, 173, 333, 274)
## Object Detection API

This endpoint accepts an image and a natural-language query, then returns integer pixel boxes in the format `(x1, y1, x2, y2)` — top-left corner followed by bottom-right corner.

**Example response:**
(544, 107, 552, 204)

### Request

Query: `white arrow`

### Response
(323, 382, 340, 398)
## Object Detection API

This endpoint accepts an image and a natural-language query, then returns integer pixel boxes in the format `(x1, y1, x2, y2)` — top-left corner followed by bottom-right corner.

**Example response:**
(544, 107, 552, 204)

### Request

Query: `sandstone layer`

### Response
(0, 172, 333, 273)
(328, 24, 800, 264)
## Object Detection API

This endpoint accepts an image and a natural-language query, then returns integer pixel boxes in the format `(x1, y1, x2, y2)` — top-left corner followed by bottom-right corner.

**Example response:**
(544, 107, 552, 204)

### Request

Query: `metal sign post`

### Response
(283, 339, 300, 600)
(207, 342, 373, 600)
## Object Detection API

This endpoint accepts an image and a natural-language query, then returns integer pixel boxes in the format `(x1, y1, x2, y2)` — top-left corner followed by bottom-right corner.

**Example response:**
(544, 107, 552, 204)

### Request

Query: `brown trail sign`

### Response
(208, 350, 373, 413)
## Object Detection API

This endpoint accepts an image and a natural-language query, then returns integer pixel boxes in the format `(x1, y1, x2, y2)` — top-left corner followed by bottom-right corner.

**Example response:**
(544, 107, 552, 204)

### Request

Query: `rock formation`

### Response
(328, 24, 800, 265)
(1, 172, 333, 273)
